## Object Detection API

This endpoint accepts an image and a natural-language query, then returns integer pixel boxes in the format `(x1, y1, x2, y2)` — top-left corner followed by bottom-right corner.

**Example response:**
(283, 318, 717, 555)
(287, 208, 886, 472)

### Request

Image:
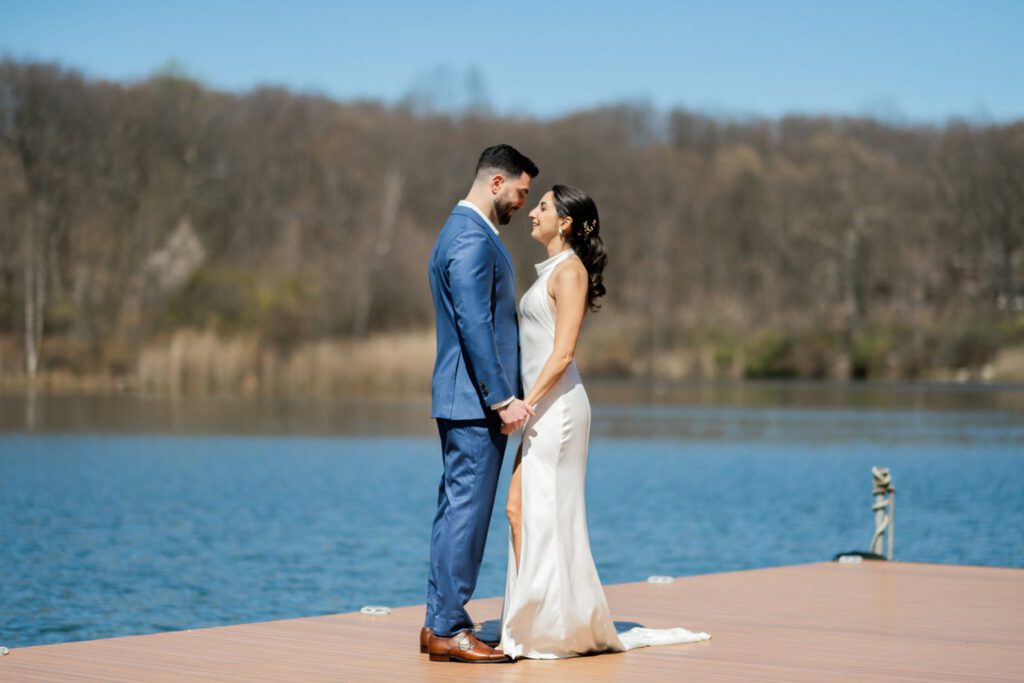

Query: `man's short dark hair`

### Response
(475, 144, 539, 180)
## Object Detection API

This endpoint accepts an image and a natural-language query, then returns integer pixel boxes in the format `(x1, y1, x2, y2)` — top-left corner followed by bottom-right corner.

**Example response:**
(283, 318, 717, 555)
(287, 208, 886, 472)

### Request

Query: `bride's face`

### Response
(528, 191, 568, 244)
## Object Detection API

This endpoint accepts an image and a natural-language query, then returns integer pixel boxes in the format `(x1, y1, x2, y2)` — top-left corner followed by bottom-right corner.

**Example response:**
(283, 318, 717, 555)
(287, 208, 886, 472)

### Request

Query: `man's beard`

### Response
(494, 197, 515, 226)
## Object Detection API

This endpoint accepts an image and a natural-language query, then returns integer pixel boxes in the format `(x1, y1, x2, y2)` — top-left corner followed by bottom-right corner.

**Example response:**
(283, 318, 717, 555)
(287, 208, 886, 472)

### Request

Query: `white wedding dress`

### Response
(499, 249, 710, 659)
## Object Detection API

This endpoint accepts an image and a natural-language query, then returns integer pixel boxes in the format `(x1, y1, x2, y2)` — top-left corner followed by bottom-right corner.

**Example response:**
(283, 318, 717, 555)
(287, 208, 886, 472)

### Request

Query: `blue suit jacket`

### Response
(429, 205, 521, 420)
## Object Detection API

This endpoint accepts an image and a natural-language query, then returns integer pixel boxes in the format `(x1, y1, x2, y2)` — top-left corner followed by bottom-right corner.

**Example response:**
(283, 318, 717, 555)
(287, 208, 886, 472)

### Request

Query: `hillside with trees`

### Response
(1, 59, 1022, 394)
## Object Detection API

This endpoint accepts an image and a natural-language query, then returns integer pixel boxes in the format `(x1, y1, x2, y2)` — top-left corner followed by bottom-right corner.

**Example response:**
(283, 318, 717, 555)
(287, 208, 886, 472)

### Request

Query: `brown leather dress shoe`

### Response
(427, 630, 513, 663)
(422, 625, 498, 652)
(419, 627, 432, 654)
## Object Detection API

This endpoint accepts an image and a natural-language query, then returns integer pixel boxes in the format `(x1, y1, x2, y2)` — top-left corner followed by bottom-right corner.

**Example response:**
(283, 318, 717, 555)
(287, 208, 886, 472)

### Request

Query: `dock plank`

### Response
(3, 561, 1022, 682)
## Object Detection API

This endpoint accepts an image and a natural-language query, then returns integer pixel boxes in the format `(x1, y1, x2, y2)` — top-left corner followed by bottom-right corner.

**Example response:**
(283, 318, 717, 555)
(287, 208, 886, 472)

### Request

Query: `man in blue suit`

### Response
(422, 145, 538, 663)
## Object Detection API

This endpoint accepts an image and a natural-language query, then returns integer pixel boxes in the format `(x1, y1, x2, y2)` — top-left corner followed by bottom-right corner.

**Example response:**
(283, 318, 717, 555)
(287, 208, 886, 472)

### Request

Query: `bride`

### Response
(499, 184, 710, 659)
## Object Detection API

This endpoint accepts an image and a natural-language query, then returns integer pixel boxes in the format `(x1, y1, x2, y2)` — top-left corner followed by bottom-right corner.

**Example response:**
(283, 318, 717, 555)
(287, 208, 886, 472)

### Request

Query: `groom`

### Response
(422, 144, 538, 663)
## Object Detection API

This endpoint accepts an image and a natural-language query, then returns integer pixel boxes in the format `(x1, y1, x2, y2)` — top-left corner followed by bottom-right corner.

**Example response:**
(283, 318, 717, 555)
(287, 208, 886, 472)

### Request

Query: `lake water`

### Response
(1, 382, 1022, 648)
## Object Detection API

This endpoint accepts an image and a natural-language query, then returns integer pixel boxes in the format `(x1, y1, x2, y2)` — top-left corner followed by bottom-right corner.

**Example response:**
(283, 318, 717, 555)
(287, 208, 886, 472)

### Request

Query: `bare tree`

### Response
(353, 170, 405, 339)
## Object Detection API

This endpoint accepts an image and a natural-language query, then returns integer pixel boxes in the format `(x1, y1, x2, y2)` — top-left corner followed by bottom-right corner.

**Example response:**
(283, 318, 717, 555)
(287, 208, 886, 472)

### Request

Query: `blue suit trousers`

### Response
(425, 416, 508, 637)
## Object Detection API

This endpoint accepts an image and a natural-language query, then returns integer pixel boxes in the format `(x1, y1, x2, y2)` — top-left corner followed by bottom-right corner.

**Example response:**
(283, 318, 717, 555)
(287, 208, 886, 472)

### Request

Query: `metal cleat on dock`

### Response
(359, 605, 392, 615)
(647, 576, 674, 584)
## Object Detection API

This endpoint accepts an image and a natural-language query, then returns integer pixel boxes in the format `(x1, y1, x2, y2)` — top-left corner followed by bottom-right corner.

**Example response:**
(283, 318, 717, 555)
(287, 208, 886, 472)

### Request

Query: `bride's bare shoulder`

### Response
(550, 256, 587, 292)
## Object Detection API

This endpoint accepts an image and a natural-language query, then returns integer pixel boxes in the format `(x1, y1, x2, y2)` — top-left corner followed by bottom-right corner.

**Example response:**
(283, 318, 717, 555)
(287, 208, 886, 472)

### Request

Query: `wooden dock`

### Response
(3, 560, 1022, 682)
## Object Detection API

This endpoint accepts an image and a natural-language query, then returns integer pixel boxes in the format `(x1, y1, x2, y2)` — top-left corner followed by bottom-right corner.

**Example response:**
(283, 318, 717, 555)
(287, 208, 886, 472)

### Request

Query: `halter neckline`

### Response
(535, 248, 575, 276)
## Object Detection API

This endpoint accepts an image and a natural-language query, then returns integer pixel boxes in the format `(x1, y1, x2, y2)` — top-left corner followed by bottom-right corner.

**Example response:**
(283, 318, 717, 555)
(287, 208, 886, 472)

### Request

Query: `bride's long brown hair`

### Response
(551, 184, 607, 312)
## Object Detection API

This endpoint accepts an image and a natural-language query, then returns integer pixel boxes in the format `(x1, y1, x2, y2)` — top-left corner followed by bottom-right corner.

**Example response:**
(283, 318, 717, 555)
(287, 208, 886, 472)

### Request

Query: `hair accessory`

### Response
(582, 220, 596, 237)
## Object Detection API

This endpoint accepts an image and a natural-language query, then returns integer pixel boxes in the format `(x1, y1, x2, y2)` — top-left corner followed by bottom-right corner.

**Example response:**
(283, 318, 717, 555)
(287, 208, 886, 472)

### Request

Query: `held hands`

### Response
(497, 398, 536, 435)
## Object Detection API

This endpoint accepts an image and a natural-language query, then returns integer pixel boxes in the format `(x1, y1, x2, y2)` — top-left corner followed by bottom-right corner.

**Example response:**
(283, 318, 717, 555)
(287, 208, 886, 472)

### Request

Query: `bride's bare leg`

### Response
(505, 444, 524, 571)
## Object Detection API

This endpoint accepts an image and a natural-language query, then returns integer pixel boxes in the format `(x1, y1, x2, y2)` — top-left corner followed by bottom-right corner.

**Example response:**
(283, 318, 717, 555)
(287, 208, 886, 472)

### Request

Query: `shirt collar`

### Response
(457, 200, 500, 236)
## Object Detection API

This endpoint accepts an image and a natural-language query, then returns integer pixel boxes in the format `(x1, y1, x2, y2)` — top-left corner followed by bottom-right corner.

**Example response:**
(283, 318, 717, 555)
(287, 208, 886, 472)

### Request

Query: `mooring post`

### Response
(870, 466, 895, 560)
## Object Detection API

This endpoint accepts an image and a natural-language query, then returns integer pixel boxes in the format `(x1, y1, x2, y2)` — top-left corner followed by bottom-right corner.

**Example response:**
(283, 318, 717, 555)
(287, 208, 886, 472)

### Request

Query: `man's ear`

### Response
(489, 173, 505, 195)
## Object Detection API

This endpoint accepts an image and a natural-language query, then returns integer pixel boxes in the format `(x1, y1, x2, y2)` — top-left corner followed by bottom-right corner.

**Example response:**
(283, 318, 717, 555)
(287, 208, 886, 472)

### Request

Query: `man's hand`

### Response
(497, 398, 535, 434)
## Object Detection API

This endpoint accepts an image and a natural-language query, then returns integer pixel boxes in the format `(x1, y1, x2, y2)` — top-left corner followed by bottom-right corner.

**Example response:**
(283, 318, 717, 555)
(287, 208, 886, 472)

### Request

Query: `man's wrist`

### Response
(491, 396, 515, 410)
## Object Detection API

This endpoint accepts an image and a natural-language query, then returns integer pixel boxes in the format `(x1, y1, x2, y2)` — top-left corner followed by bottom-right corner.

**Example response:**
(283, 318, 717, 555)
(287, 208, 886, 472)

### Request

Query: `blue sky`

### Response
(2, 0, 1022, 122)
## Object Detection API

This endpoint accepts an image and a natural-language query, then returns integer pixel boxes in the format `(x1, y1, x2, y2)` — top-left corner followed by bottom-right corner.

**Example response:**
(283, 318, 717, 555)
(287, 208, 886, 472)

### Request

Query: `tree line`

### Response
(0, 59, 1022, 391)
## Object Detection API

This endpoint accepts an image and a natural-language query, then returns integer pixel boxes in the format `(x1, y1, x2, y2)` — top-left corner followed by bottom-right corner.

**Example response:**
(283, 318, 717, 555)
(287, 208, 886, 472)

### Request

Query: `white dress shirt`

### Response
(457, 200, 500, 236)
